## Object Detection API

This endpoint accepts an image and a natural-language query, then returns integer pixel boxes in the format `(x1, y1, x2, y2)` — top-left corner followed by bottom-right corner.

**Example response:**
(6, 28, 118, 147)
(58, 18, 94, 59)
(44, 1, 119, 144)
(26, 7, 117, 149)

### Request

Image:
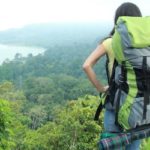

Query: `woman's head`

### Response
(110, 2, 142, 35)
(114, 2, 142, 24)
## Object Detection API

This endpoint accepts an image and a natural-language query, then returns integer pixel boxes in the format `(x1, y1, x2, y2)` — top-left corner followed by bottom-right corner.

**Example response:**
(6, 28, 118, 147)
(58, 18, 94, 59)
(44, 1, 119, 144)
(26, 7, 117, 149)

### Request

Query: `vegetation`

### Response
(0, 83, 103, 149)
(0, 23, 107, 149)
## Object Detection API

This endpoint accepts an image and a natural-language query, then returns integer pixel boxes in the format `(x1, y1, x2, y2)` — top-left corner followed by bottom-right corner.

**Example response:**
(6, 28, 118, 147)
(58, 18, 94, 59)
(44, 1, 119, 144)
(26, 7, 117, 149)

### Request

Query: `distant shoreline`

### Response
(0, 44, 46, 64)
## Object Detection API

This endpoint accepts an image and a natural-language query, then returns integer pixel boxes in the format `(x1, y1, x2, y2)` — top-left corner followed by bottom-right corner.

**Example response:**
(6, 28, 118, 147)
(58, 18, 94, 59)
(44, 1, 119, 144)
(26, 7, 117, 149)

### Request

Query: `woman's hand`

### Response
(97, 85, 109, 93)
(103, 85, 109, 92)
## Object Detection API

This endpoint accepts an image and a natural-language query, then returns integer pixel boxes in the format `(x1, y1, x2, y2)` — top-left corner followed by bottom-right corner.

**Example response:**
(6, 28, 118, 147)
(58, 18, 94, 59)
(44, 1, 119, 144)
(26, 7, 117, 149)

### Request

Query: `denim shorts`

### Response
(104, 109, 141, 150)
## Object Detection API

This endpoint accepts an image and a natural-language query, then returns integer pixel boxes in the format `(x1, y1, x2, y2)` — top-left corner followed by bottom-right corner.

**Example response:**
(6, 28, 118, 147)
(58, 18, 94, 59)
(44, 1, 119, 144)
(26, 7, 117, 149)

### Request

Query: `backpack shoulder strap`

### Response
(94, 59, 118, 121)
(105, 53, 110, 83)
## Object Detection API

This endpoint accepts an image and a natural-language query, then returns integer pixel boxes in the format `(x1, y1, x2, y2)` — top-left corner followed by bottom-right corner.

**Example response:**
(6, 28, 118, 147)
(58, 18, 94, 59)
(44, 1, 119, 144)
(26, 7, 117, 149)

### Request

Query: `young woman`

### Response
(83, 2, 142, 150)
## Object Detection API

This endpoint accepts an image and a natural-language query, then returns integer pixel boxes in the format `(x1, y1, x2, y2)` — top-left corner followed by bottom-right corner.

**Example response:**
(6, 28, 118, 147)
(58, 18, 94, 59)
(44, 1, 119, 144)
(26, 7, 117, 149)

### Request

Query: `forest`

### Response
(0, 22, 149, 149)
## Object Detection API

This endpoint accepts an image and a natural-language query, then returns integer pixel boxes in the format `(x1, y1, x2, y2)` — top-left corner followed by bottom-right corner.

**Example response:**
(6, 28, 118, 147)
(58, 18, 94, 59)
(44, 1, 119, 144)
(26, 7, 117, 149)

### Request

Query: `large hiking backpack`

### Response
(95, 16, 150, 131)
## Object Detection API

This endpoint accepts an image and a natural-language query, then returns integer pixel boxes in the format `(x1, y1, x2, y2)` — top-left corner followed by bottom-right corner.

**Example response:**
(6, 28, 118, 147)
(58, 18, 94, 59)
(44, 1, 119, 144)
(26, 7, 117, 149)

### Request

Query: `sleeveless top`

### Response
(102, 38, 115, 110)
(102, 38, 114, 77)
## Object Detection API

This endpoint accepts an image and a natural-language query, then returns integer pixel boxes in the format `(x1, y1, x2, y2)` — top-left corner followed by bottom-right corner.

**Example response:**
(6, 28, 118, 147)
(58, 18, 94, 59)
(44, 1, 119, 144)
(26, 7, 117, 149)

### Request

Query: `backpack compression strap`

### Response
(143, 56, 150, 119)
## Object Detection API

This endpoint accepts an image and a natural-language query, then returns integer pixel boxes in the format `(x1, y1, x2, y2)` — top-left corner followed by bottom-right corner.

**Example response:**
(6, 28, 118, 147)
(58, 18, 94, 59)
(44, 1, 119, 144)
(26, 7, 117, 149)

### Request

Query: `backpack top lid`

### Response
(112, 16, 150, 64)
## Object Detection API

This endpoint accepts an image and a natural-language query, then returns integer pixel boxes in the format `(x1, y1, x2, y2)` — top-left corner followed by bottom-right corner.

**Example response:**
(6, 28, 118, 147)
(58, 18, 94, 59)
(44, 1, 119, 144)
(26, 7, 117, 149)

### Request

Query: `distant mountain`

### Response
(0, 22, 112, 48)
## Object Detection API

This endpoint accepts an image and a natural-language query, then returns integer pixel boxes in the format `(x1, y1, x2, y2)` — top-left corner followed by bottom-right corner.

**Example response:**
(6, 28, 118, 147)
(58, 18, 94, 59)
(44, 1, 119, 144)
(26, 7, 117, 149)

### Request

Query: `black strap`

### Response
(94, 93, 107, 121)
(142, 56, 150, 119)
(147, 76, 150, 104)
(105, 53, 110, 83)
(108, 59, 118, 85)
(107, 60, 118, 106)
(127, 123, 150, 133)
(94, 102, 104, 121)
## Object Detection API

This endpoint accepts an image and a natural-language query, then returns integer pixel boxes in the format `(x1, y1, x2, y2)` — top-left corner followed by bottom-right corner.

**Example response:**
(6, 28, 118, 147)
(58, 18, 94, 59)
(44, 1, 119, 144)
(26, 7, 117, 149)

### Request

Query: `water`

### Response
(0, 44, 45, 64)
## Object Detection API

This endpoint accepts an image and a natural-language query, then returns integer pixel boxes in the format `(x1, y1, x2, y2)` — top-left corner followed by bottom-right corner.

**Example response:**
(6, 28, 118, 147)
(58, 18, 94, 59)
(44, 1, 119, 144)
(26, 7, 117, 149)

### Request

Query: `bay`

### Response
(0, 44, 45, 64)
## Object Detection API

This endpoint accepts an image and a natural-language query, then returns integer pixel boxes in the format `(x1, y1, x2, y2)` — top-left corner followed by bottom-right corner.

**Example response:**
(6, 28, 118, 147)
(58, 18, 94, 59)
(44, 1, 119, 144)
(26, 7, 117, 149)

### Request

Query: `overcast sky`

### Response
(0, 0, 149, 31)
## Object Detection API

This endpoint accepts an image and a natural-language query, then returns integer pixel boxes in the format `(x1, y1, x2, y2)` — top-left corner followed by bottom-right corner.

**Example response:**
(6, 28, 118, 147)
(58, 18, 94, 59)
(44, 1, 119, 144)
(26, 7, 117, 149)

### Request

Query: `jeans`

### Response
(104, 110, 141, 150)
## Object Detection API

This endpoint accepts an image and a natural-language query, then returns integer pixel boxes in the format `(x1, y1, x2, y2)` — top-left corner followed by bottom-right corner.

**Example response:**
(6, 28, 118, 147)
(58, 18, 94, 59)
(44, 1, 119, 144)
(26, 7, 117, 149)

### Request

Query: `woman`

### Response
(83, 2, 142, 150)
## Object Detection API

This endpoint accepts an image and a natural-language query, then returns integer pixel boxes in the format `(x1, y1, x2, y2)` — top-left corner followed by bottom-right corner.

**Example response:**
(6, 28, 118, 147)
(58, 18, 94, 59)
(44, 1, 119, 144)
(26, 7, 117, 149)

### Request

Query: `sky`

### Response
(0, 0, 149, 31)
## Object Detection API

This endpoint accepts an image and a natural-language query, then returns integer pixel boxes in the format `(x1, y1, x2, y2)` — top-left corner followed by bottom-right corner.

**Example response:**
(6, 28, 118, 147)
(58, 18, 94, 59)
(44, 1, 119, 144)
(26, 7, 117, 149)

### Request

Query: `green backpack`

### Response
(95, 16, 150, 131)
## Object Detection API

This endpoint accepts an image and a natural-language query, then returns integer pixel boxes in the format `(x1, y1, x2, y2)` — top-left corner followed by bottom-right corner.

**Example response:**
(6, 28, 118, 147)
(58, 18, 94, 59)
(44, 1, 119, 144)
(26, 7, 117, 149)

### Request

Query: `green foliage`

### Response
(140, 138, 150, 150)
(28, 105, 47, 129)
(0, 99, 15, 149)
(20, 95, 103, 150)
(8, 100, 30, 150)
(0, 82, 103, 149)
(23, 77, 56, 103)
(23, 75, 97, 104)
(0, 81, 26, 101)
(0, 42, 107, 87)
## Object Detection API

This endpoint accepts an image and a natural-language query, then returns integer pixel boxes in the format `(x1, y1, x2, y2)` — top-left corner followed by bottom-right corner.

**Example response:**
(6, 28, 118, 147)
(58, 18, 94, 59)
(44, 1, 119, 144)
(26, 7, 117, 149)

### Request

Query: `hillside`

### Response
(0, 22, 112, 48)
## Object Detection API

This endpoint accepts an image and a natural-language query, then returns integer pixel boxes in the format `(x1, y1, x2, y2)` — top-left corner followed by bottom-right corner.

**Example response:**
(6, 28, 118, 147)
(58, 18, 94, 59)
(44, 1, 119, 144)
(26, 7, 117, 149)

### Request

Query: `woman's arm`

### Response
(83, 44, 108, 93)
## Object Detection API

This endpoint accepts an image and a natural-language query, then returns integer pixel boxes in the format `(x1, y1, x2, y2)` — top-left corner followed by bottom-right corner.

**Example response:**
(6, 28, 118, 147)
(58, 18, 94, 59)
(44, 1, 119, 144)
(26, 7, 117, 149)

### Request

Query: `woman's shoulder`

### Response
(102, 37, 112, 45)
(102, 37, 112, 51)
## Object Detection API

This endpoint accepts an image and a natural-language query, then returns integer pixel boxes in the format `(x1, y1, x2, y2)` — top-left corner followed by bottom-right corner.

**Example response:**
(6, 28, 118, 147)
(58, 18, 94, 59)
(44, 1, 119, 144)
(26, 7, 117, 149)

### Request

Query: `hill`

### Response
(0, 21, 112, 48)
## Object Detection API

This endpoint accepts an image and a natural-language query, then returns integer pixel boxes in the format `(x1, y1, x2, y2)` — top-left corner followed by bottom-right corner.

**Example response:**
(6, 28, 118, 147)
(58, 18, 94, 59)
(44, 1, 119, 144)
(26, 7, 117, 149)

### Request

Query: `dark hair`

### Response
(110, 2, 142, 36)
